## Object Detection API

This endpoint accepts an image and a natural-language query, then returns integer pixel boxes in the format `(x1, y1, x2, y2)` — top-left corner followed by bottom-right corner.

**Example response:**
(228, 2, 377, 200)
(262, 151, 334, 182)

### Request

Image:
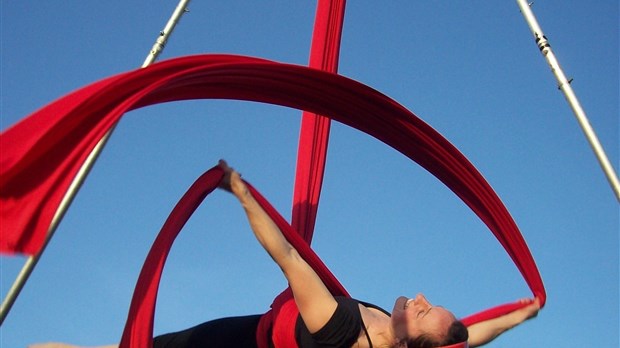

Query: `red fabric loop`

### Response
(116, 168, 346, 347)
(118, 166, 224, 347)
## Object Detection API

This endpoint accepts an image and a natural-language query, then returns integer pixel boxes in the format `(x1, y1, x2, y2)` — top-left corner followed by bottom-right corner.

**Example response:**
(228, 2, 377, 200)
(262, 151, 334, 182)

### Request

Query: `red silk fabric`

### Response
(270, 296, 303, 348)
(0, 54, 545, 343)
(292, 0, 346, 242)
(118, 166, 225, 347)
(118, 167, 347, 347)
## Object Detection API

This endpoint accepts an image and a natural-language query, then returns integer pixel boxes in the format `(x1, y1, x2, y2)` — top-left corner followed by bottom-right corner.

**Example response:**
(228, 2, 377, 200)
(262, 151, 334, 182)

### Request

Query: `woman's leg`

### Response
(153, 315, 262, 348)
(29, 316, 263, 348)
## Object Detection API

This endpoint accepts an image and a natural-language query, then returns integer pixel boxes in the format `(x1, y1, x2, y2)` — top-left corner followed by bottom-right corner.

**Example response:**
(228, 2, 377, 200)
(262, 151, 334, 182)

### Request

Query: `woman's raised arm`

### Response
(219, 161, 337, 334)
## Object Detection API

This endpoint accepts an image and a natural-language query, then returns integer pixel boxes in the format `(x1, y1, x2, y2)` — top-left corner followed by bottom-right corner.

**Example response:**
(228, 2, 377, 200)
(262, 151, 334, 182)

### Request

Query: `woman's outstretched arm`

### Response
(467, 298, 541, 347)
(219, 161, 337, 334)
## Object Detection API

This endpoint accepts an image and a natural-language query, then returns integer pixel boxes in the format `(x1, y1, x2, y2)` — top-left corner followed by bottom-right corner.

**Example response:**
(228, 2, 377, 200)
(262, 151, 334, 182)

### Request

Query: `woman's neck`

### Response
(361, 306, 398, 348)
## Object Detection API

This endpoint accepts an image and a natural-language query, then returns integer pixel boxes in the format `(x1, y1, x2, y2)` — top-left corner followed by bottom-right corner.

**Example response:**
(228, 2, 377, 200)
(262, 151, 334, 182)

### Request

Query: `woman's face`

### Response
(391, 293, 456, 344)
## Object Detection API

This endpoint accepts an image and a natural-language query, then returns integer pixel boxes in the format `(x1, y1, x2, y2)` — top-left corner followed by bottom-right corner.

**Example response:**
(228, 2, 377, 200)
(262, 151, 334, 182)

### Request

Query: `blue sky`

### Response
(1, 1, 618, 347)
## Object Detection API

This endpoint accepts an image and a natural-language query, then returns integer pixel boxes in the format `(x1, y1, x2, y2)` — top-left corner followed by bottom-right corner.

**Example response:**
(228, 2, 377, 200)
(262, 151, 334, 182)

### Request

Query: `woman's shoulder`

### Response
(334, 296, 363, 308)
(343, 297, 390, 316)
(297, 297, 366, 347)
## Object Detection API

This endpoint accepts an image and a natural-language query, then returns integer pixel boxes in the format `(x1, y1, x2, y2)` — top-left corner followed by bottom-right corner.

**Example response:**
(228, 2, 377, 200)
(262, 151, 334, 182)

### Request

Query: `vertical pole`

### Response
(0, 0, 192, 325)
(516, 0, 620, 201)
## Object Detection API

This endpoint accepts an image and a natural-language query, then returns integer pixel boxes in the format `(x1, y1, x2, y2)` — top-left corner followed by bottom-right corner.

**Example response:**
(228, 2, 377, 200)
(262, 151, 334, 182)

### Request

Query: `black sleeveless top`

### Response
(295, 297, 390, 348)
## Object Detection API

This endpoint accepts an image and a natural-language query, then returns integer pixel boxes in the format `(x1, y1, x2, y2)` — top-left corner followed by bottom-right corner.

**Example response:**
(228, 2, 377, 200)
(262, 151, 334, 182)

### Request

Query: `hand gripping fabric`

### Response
(1, 54, 545, 345)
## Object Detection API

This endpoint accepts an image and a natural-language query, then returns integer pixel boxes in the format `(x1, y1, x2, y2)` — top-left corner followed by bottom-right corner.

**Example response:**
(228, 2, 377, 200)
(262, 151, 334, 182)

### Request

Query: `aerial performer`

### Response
(30, 162, 540, 348)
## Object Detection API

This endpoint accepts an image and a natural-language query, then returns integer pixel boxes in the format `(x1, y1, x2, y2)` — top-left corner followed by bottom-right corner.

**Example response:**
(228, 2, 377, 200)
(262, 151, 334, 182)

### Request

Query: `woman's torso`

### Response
(294, 297, 389, 348)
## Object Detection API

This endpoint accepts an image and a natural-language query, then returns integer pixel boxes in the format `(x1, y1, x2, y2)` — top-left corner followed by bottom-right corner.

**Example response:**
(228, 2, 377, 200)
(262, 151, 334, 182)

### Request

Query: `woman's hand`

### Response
(218, 160, 249, 201)
(467, 297, 541, 347)
(514, 297, 541, 322)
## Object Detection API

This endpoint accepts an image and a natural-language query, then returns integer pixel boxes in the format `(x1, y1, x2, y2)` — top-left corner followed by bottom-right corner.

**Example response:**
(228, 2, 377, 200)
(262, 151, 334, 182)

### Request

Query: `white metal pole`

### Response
(516, 0, 620, 202)
(0, 0, 192, 326)
(142, 0, 191, 68)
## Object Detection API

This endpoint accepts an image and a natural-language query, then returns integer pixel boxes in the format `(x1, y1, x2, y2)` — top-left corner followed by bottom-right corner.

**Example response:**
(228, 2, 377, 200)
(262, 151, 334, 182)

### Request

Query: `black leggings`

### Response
(153, 315, 262, 348)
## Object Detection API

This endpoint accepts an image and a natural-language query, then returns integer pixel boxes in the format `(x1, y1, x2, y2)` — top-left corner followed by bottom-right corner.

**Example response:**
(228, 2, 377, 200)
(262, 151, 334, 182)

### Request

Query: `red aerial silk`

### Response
(118, 166, 225, 347)
(292, 0, 346, 242)
(0, 54, 545, 346)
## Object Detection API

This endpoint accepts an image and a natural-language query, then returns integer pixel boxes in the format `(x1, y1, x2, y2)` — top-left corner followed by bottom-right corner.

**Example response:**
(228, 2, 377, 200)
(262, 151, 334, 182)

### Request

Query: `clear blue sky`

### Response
(1, 1, 618, 347)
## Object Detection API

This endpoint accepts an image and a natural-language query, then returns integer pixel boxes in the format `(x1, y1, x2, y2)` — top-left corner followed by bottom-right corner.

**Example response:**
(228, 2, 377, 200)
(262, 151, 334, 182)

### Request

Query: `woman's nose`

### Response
(415, 294, 432, 307)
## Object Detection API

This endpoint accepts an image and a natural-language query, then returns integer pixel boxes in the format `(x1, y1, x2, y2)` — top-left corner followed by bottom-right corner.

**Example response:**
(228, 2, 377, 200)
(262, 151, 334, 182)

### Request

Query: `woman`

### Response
(150, 161, 538, 348)
(215, 161, 467, 347)
(31, 162, 540, 348)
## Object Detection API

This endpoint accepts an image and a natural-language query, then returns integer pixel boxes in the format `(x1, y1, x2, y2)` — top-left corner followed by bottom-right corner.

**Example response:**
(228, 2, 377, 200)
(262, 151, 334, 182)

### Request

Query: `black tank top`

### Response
(295, 297, 389, 348)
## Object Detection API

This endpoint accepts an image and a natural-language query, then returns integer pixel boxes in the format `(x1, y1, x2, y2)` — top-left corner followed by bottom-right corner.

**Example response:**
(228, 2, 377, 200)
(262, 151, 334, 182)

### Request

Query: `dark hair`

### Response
(405, 320, 469, 348)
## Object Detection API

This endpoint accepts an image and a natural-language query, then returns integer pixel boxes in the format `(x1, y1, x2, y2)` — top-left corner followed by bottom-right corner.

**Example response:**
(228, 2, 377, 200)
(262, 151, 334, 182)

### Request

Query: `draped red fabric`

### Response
(0, 55, 545, 339)
(118, 167, 347, 347)
(270, 298, 302, 348)
(119, 166, 224, 348)
(292, 0, 346, 242)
